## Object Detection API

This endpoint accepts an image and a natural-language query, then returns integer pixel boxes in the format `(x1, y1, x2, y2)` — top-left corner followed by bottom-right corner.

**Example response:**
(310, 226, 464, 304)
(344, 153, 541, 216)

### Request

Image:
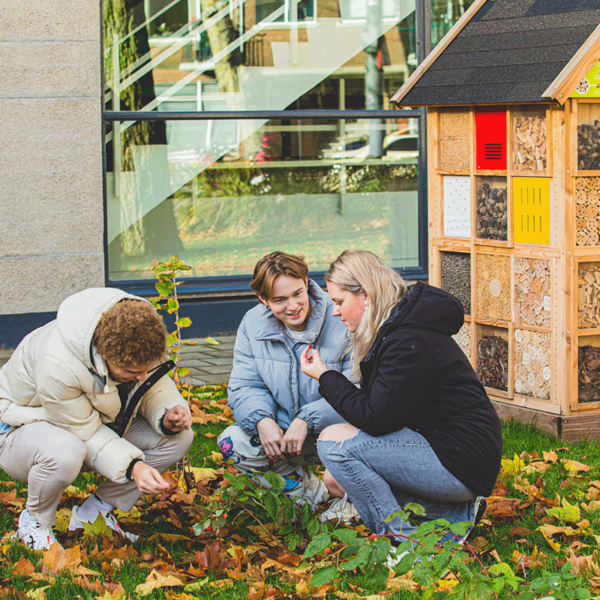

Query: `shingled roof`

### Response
(392, 0, 600, 107)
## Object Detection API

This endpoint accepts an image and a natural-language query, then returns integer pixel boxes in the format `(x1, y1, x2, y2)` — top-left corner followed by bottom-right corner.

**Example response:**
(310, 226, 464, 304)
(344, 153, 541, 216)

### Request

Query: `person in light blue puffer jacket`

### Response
(218, 252, 352, 507)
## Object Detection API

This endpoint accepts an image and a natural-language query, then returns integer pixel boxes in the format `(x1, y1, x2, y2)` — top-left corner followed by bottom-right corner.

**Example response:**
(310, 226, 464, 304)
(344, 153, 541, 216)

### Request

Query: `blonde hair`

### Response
(325, 250, 408, 381)
(250, 252, 309, 300)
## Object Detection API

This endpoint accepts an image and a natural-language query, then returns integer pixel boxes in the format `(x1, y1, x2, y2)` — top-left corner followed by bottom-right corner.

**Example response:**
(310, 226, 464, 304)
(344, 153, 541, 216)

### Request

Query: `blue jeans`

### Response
(317, 427, 477, 539)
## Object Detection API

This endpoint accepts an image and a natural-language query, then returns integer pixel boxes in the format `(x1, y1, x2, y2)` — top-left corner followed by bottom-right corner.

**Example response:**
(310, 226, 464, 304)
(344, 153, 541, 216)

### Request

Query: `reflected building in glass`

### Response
(0, 0, 474, 346)
(104, 0, 474, 284)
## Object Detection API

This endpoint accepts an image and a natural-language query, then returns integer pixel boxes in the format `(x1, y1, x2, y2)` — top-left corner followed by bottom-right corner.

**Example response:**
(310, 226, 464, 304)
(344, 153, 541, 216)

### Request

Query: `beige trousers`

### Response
(0, 417, 194, 526)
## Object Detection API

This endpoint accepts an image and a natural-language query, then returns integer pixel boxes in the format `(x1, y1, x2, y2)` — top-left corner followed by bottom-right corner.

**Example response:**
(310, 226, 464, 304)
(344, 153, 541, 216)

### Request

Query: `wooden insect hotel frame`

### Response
(392, 0, 600, 440)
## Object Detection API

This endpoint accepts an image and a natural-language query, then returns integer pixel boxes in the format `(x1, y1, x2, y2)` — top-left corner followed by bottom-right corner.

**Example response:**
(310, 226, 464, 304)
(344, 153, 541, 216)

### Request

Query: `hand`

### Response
(162, 405, 192, 433)
(281, 418, 309, 456)
(256, 418, 285, 460)
(132, 462, 171, 495)
(300, 345, 329, 381)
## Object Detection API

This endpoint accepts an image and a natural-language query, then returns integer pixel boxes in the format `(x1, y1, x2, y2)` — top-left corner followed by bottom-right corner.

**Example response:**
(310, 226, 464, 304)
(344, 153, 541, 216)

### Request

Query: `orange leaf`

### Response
(13, 556, 35, 577)
(135, 570, 184, 596)
(42, 543, 82, 574)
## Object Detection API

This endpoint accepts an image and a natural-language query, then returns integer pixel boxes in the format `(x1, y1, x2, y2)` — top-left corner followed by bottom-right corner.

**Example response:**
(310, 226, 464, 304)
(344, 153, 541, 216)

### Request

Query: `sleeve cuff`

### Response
(160, 414, 179, 436)
(126, 458, 144, 481)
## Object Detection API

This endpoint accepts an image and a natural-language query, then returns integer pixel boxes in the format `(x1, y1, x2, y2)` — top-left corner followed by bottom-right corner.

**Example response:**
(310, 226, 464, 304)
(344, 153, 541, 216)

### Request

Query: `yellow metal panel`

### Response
(513, 177, 551, 245)
(570, 59, 600, 98)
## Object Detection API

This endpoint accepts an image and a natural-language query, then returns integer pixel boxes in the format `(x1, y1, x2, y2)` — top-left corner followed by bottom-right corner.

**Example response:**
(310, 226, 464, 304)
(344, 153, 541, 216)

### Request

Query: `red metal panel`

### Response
(476, 110, 507, 170)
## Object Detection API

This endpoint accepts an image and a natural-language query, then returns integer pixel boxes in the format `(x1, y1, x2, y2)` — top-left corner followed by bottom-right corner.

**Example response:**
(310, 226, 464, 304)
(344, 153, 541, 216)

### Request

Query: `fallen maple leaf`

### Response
(562, 459, 591, 474)
(42, 543, 82, 574)
(25, 586, 50, 599)
(136, 569, 183, 596)
(95, 582, 127, 599)
(13, 556, 36, 577)
(543, 450, 558, 463)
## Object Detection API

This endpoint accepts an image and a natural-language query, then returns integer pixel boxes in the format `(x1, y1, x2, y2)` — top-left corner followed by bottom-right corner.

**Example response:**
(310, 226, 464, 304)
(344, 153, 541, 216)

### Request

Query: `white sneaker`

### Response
(69, 505, 139, 543)
(17, 510, 61, 551)
(294, 471, 329, 510)
(319, 494, 361, 525)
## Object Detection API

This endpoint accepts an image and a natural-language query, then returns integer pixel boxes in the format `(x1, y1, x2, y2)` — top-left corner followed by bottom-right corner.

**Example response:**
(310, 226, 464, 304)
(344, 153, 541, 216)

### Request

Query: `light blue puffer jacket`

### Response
(228, 280, 353, 436)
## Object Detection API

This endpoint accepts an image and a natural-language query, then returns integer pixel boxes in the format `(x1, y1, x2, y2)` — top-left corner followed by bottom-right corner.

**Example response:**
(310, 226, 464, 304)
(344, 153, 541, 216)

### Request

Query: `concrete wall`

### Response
(0, 0, 105, 316)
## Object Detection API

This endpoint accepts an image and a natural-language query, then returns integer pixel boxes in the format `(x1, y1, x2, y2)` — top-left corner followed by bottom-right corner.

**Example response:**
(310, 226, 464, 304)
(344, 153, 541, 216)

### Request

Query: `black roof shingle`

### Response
(397, 0, 600, 106)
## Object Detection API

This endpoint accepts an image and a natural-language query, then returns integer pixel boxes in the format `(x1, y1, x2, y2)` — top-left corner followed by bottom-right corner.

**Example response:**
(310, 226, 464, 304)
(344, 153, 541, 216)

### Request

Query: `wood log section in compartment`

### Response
(514, 257, 551, 328)
(575, 177, 600, 246)
(578, 345, 600, 403)
(441, 252, 471, 314)
(452, 322, 472, 359)
(513, 114, 547, 172)
(477, 334, 508, 391)
(578, 120, 600, 171)
(476, 181, 507, 240)
(578, 265, 600, 328)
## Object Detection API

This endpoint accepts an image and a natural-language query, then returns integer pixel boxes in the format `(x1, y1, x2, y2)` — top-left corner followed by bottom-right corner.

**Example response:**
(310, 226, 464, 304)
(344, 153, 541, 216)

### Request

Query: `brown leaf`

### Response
(13, 557, 35, 577)
(135, 570, 183, 596)
(543, 450, 558, 463)
(510, 527, 531, 537)
(42, 543, 82, 574)
(0, 489, 25, 509)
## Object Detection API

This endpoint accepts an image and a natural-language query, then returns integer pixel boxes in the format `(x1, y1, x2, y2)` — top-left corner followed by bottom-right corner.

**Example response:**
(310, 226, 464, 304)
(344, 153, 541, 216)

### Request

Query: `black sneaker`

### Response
(463, 496, 487, 543)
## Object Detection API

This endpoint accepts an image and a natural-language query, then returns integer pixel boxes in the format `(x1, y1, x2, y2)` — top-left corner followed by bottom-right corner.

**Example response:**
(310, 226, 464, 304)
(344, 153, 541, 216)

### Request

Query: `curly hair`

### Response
(93, 299, 167, 367)
(250, 252, 309, 300)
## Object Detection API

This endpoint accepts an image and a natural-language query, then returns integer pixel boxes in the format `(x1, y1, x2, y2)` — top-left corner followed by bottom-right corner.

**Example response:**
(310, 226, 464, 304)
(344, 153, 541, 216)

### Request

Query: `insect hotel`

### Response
(392, 0, 600, 440)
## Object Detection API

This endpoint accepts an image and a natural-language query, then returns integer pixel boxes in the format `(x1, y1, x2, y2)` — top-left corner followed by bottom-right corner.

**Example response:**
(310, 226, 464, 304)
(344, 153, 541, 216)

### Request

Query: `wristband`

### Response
(127, 458, 144, 480)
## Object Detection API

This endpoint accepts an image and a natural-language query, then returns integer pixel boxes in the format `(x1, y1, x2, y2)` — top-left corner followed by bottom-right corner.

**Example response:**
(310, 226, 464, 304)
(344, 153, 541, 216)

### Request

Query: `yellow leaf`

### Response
(208, 579, 233, 589)
(81, 512, 114, 537)
(501, 454, 525, 477)
(136, 570, 184, 596)
(182, 340, 198, 346)
(562, 459, 591, 473)
(26, 586, 50, 599)
(183, 578, 210, 592)
(54, 508, 72, 533)
(538, 526, 562, 551)
(189, 467, 218, 481)
(547, 498, 581, 523)
(204, 337, 220, 346)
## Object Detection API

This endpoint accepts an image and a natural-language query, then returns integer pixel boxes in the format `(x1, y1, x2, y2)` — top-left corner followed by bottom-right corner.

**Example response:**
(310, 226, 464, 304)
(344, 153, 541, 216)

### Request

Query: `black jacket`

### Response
(318, 282, 503, 497)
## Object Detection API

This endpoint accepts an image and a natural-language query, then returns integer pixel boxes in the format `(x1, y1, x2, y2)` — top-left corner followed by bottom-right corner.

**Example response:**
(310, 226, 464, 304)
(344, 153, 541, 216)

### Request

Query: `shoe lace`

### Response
(23, 522, 56, 549)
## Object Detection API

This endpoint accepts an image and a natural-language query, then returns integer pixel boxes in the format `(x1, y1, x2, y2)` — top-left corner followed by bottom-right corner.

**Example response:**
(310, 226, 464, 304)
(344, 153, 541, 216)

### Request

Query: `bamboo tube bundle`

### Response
(575, 177, 600, 246)
(476, 254, 511, 320)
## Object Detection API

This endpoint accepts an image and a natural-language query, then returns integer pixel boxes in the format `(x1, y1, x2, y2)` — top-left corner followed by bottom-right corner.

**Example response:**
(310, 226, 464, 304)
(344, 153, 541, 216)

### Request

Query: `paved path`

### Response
(179, 335, 235, 386)
(0, 337, 236, 386)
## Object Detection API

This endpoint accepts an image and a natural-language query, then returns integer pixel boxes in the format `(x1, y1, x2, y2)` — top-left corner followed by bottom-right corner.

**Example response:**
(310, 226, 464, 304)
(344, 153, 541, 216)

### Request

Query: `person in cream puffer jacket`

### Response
(0, 288, 194, 550)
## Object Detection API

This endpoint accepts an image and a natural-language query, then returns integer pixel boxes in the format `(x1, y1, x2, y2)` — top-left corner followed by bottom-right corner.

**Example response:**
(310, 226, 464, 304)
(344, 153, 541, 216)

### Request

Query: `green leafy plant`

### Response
(194, 471, 328, 552)
(150, 255, 193, 384)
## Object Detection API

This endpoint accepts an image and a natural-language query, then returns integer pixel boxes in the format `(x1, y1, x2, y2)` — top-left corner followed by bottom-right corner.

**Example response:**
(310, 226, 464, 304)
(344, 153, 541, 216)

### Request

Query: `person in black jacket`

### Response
(300, 250, 502, 547)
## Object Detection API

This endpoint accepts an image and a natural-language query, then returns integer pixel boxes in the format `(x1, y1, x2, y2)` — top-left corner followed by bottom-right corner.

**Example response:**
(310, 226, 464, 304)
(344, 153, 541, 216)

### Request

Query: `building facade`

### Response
(0, 0, 474, 347)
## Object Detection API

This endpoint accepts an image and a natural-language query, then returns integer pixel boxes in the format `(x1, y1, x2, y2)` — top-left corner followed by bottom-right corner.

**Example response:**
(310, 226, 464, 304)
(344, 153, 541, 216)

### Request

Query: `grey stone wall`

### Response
(0, 0, 105, 315)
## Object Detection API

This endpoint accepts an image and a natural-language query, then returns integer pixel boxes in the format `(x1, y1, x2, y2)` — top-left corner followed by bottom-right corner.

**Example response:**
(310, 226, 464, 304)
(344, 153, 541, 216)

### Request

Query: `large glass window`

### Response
(106, 116, 419, 280)
(103, 0, 475, 289)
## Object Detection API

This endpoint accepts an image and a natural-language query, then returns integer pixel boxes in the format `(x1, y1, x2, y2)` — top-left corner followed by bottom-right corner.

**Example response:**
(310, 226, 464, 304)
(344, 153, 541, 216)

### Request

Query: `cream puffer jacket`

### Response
(0, 288, 185, 484)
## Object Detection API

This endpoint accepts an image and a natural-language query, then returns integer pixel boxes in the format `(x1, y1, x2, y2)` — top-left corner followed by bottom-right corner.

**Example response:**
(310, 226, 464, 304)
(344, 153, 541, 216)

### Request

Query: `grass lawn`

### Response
(1, 386, 599, 599)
